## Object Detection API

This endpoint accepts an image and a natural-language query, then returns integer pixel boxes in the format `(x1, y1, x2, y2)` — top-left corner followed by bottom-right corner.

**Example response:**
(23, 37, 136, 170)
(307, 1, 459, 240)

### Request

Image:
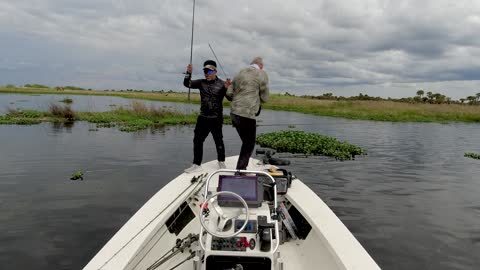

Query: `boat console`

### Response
(197, 169, 281, 270)
(217, 175, 263, 208)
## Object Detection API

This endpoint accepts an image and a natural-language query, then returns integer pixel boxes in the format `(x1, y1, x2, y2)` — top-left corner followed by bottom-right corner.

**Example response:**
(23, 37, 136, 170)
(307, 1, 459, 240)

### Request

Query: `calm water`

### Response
(0, 95, 479, 269)
(0, 94, 194, 114)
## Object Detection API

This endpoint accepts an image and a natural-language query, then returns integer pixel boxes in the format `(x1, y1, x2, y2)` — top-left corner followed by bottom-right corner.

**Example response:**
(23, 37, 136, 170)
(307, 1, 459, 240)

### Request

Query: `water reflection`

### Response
(50, 121, 75, 133)
(0, 94, 198, 114)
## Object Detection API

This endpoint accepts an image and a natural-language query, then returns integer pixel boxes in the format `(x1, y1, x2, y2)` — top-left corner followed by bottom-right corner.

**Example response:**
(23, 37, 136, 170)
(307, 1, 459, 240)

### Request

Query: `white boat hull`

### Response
(84, 156, 380, 270)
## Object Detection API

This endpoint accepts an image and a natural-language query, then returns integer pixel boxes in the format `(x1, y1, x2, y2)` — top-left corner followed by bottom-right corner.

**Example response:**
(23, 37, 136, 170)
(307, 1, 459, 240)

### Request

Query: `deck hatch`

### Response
(288, 205, 312, 239)
(165, 201, 195, 235)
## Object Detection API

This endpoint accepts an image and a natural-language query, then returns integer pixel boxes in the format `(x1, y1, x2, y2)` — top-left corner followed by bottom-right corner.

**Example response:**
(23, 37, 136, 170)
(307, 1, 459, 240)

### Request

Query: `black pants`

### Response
(193, 115, 225, 165)
(231, 114, 256, 170)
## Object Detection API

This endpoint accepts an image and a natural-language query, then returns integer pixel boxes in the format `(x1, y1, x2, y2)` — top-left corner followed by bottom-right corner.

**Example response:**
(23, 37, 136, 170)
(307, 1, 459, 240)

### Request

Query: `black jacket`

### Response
(183, 73, 226, 118)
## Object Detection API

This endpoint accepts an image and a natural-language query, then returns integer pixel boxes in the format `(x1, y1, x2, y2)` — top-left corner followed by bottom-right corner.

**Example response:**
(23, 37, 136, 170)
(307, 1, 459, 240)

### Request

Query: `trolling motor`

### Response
(255, 148, 291, 166)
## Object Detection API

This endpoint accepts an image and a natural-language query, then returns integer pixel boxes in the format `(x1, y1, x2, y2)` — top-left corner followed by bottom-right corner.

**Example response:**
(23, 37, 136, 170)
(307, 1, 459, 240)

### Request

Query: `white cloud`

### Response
(1, 0, 480, 99)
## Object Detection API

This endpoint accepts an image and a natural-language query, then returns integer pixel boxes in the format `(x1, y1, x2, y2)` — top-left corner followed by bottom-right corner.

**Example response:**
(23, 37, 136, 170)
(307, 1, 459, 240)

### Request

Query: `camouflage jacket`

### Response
(183, 74, 226, 118)
(226, 66, 269, 119)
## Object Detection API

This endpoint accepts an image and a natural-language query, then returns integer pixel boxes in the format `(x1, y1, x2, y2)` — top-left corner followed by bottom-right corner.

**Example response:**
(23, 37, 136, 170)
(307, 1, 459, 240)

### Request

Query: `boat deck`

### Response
(84, 156, 380, 270)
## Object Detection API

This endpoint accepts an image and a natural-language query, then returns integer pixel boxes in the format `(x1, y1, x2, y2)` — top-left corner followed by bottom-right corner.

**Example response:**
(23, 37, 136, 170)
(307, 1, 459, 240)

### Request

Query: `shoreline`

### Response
(2, 87, 480, 123)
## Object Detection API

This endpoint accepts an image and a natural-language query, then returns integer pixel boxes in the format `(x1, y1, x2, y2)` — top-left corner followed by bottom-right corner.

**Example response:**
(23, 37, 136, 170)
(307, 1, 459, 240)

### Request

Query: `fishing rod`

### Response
(188, 0, 196, 102)
(208, 43, 228, 79)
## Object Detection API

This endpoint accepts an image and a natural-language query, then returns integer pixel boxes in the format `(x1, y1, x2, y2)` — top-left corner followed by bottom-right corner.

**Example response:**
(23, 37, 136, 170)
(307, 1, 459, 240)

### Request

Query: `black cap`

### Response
(203, 60, 217, 70)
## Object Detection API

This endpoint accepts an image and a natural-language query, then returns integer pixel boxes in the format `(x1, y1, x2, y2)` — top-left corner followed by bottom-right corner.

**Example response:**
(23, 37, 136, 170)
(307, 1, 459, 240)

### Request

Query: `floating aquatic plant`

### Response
(465, 152, 480, 160)
(70, 170, 84, 181)
(59, 98, 73, 104)
(0, 109, 44, 125)
(256, 130, 367, 161)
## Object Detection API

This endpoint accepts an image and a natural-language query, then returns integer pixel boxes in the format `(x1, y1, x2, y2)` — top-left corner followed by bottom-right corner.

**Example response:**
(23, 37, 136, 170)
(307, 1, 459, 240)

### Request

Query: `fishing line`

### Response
(208, 43, 228, 79)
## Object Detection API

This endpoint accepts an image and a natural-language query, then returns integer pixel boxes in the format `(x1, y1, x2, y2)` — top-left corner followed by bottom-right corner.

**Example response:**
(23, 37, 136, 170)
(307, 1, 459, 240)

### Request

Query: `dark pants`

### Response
(193, 115, 225, 165)
(231, 114, 256, 170)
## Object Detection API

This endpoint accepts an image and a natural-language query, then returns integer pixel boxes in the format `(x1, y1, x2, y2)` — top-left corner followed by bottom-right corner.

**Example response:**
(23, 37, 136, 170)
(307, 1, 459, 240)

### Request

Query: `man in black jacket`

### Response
(183, 60, 231, 173)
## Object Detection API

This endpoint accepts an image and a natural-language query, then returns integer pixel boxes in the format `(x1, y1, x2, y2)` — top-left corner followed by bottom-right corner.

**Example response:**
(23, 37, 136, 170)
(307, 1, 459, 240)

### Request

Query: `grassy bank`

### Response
(0, 86, 201, 103)
(2, 86, 480, 123)
(266, 95, 480, 123)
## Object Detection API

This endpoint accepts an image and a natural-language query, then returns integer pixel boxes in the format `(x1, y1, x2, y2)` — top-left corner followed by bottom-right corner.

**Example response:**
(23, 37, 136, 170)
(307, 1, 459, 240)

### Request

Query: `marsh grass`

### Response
(265, 96, 480, 123)
(75, 101, 202, 131)
(2, 86, 479, 123)
(49, 104, 75, 120)
(1, 101, 201, 131)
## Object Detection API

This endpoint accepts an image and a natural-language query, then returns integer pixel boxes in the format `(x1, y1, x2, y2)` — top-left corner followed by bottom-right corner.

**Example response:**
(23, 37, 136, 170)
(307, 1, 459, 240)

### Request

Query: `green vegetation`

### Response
(465, 152, 480, 160)
(24, 84, 49, 88)
(63, 86, 85, 90)
(70, 170, 84, 180)
(302, 90, 480, 105)
(59, 98, 73, 104)
(76, 101, 200, 131)
(2, 86, 480, 123)
(265, 95, 480, 123)
(0, 101, 206, 132)
(256, 130, 367, 160)
(0, 109, 44, 125)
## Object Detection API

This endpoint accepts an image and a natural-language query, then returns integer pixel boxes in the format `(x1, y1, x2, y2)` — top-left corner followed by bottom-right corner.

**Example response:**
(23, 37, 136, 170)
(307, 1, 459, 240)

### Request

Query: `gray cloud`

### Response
(1, 0, 480, 99)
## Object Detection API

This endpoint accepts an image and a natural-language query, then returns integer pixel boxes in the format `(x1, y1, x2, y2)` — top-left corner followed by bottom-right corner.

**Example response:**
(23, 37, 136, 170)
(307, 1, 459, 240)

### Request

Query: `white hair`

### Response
(250, 57, 263, 65)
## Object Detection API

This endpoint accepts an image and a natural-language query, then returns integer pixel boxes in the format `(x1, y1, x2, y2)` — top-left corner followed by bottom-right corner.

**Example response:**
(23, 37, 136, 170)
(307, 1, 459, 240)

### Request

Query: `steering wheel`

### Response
(199, 191, 250, 238)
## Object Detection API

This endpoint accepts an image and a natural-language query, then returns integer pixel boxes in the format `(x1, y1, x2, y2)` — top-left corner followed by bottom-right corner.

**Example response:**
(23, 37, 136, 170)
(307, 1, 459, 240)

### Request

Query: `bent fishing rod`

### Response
(208, 43, 228, 80)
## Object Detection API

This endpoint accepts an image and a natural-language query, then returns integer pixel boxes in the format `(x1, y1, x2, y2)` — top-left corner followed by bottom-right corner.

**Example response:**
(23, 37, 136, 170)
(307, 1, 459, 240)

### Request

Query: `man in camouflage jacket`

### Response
(226, 57, 269, 170)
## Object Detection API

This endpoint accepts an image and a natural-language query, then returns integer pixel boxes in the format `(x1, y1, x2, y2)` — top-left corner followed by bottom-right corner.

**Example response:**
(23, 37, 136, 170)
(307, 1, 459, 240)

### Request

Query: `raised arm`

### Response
(183, 64, 202, 89)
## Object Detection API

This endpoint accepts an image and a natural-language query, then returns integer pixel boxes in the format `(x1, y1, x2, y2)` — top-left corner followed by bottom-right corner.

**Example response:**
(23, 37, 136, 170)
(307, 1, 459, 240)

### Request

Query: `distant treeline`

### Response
(14, 84, 87, 90)
(288, 90, 480, 105)
(11, 83, 175, 93)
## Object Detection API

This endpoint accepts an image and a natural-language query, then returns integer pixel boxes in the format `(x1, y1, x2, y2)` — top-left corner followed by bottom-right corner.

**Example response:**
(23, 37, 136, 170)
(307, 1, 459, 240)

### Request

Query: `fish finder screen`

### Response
(218, 175, 258, 202)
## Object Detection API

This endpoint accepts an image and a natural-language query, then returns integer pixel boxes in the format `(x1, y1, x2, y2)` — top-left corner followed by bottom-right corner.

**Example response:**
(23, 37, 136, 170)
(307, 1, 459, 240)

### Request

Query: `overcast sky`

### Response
(1, 0, 480, 98)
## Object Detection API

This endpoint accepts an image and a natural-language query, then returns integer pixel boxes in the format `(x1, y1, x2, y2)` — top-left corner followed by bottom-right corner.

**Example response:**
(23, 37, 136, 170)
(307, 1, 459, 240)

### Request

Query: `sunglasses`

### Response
(203, 69, 215, 75)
